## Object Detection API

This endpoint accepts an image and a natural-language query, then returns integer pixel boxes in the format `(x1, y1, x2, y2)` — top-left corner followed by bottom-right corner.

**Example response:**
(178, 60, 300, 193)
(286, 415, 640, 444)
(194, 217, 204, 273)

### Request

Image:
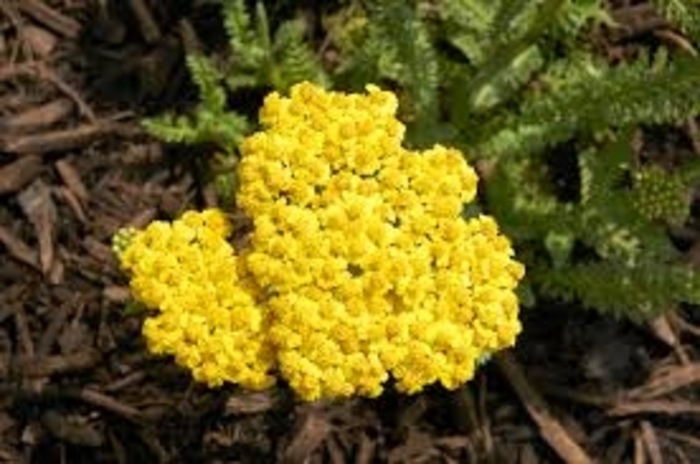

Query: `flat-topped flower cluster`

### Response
(114, 82, 524, 401)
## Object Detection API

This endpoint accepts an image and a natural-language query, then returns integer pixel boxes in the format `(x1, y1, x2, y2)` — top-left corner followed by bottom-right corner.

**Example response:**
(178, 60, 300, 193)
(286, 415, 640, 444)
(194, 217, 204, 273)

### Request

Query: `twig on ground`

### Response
(654, 29, 697, 56)
(55, 159, 89, 202)
(79, 388, 145, 423)
(127, 0, 161, 44)
(17, 0, 81, 39)
(36, 302, 70, 356)
(55, 186, 87, 224)
(0, 62, 95, 121)
(13, 349, 101, 378)
(609, 399, 700, 417)
(633, 429, 645, 464)
(18, 179, 57, 274)
(14, 305, 35, 358)
(103, 371, 147, 393)
(0, 98, 74, 132)
(495, 350, 596, 464)
(648, 312, 689, 365)
(626, 363, 700, 400)
(0, 225, 40, 269)
(686, 117, 700, 156)
(662, 429, 700, 454)
(670, 311, 700, 337)
(639, 421, 663, 464)
(0, 123, 116, 154)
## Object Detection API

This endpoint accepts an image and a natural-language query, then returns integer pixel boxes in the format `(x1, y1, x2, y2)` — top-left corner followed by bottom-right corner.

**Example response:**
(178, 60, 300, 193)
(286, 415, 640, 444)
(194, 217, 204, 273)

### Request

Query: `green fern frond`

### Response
(222, 0, 266, 69)
(187, 54, 228, 110)
(143, 55, 249, 151)
(463, 0, 567, 114)
(270, 19, 329, 90)
(439, 0, 499, 64)
(485, 156, 562, 240)
(335, 0, 441, 145)
(481, 53, 700, 158)
(576, 130, 675, 263)
(372, 0, 439, 119)
(534, 260, 700, 321)
(221, 0, 327, 92)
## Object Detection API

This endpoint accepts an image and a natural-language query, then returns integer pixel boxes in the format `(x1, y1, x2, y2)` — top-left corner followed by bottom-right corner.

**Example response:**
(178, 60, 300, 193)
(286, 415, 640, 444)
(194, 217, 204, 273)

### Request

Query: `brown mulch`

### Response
(1, 1, 700, 463)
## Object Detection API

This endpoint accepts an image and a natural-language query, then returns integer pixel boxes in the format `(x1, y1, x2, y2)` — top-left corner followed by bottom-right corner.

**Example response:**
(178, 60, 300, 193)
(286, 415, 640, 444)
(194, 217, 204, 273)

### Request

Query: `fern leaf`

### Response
(535, 260, 700, 321)
(481, 54, 700, 158)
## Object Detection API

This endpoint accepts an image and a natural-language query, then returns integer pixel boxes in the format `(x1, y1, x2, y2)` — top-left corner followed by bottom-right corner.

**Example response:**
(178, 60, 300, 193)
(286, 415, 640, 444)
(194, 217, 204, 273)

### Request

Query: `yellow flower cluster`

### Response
(116, 82, 524, 401)
(236, 82, 524, 400)
(117, 209, 275, 390)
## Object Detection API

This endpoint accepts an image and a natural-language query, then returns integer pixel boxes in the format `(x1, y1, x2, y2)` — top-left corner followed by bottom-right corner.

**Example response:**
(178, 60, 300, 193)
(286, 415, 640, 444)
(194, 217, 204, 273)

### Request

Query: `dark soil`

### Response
(1, 1, 700, 463)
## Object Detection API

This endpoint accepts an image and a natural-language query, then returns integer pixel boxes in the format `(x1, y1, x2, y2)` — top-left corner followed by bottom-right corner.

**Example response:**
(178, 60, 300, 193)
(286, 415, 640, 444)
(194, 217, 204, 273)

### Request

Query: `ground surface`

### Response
(1, 1, 700, 463)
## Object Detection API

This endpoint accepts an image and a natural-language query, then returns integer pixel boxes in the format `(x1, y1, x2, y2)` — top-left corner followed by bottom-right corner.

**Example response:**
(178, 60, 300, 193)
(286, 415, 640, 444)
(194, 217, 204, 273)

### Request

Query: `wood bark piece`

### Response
(56, 186, 87, 223)
(654, 29, 698, 56)
(686, 117, 700, 155)
(0, 155, 43, 194)
(633, 430, 645, 464)
(55, 159, 88, 201)
(627, 363, 700, 400)
(17, 0, 81, 39)
(609, 4, 667, 40)
(662, 429, 700, 453)
(14, 350, 101, 378)
(0, 225, 40, 269)
(78, 388, 145, 424)
(41, 410, 104, 447)
(0, 123, 114, 154)
(127, 0, 161, 44)
(495, 351, 596, 464)
(225, 391, 280, 415)
(22, 24, 58, 57)
(0, 98, 74, 133)
(608, 399, 700, 417)
(18, 179, 57, 274)
(639, 421, 663, 464)
(0, 62, 95, 122)
(281, 408, 330, 464)
(648, 312, 689, 364)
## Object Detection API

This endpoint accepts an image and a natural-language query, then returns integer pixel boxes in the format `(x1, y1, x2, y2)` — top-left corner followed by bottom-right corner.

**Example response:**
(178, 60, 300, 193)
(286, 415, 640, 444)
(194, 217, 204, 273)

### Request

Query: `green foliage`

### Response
(331, 0, 700, 320)
(652, 0, 700, 41)
(143, 55, 250, 152)
(143, 0, 328, 205)
(632, 165, 691, 226)
(144, 0, 328, 153)
(333, 0, 443, 145)
(533, 260, 700, 322)
(221, 0, 328, 92)
(480, 53, 700, 159)
(142, 0, 700, 321)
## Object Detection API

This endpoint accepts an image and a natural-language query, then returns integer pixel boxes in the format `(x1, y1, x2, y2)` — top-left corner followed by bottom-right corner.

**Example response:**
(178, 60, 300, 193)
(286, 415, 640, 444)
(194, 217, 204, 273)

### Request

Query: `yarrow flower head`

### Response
(114, 209, 275, 390)
(115, 82, 525, 401)
(236, 82, 524, 400)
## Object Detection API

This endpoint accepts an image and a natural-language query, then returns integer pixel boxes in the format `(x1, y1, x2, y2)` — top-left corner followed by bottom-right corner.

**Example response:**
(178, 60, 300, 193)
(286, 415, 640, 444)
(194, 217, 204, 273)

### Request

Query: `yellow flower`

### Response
(115, 209, 275, 391)
(115, 82, 525, 401)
